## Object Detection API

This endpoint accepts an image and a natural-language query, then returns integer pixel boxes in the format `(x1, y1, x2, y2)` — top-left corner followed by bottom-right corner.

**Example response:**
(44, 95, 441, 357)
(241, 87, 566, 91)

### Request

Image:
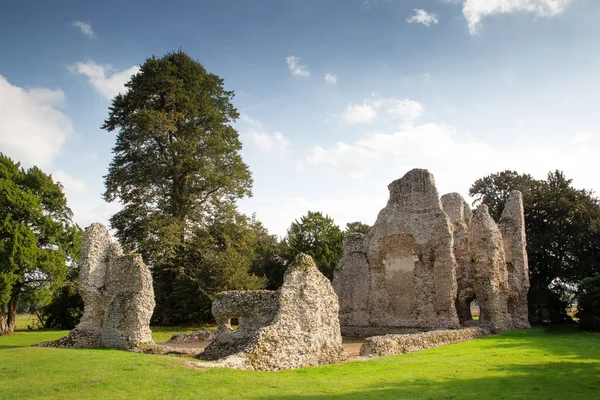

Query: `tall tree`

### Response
(0, 154, 79, 335)
(344, 221, 371, 236)
(470, 170, 600, 324)
(102, 51, 259, 323)
(281, 211, 344, 280)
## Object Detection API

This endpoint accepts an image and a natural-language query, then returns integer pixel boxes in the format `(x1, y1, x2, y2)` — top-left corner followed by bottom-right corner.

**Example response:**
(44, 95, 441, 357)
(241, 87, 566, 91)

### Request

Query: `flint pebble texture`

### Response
(38, 223, 155, 350)
(201, 254, 347, 371)
(334, 169, 531, 334)
(360, 328, 490, 357)
(334, 169, 460, 335)
(498, 191, 531, 329)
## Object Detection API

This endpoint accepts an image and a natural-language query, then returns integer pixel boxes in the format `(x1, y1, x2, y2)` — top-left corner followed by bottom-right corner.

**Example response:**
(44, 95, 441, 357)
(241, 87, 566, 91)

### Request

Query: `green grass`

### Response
(1, 326, 599, 399)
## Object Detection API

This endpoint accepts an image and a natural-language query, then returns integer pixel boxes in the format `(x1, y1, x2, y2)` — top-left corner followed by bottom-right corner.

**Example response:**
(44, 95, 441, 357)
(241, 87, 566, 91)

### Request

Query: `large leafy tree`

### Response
(102, 51, 260, 323)
(470, 170, 600, 324)
(0, 154, 79, 335)
(281, 211, 344, 280)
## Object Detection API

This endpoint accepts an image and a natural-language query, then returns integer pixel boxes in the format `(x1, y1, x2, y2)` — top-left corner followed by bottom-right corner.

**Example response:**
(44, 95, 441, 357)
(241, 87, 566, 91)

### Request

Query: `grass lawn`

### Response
(1, 325, 599, 399)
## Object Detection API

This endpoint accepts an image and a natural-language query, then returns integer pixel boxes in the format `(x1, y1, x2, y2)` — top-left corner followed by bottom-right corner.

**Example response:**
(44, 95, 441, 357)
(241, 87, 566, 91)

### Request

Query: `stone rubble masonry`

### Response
(360, 328, 490, 357)
(334, 168, 531, 334)
(167, 330, 212, 343)
(333, 169, 460, 335)
(38, 223, 155, 350)
(498, 191, 531, 329)
(441, 193, 476, 326)
(469, 205, 512, 331)
(200, 253, 347, 371)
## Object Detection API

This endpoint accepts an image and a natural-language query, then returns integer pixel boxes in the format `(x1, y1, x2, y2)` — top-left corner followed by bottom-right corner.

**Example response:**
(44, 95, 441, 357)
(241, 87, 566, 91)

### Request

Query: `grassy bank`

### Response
(1, 326, 599, 399)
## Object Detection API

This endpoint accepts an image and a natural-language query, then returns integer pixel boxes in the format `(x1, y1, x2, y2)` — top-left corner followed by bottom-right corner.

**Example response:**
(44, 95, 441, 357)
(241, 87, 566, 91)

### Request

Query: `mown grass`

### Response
(1, 325, 599, 399)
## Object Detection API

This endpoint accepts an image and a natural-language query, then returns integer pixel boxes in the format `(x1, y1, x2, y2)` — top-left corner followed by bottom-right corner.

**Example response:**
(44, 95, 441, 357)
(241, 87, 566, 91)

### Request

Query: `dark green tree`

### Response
(0, 154, 79, 335)
(281, 211, 344, 280)
(344, 221, 371, 236)
(102, 51, 261, 323)
(470, 170, 600, 324)
(577, 274, 600, 331)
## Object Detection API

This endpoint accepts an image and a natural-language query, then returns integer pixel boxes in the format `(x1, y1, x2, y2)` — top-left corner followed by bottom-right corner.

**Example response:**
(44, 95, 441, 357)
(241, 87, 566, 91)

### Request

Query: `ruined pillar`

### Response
(469, 205, 511, 331)
(441, 193, 476, 326)
(498, 191, 531, 329)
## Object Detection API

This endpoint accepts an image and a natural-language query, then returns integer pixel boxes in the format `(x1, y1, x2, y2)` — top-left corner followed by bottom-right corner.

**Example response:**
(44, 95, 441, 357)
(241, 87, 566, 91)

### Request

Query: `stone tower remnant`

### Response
(40, 223, 155, 349)
(333, 169, 530, 333)
(201, 253, 347, 371)
(333, 169, 460, 335)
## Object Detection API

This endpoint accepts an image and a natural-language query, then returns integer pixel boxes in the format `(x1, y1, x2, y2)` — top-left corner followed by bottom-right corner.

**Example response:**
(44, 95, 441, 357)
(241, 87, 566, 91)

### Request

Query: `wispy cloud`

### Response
(246, 129, 291, 154)
(459, 0, 573, 34)
(407, 9, 439, 26)
(286, 55, 310, 77)
(72, 20, 95, 38)
(68, 60, 140, 100)
(343, 95, 424, 125)
(324, 73, 337, 84)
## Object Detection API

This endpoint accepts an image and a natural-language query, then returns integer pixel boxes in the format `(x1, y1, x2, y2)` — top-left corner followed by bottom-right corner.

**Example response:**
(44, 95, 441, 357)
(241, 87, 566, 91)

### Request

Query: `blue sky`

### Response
(1, 0, 598, 236)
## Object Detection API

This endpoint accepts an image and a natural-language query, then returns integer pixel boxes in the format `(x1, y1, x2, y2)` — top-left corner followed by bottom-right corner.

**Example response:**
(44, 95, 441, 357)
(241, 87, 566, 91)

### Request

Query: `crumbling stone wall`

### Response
(360, 327, 490, 357)
(469, 205, 511, 331)
(201, 254, 347, 371)
(39, 223, 155, 350)
(498, 191, 531, 329)
(333, 169, 460, 335)
(441, 193, 476, 326)
(334, 169, 531, 334)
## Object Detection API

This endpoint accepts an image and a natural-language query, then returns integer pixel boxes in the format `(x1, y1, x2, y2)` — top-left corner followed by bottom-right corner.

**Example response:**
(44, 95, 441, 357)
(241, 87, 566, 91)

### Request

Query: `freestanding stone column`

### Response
(38, 223, 155, 350)
(469, 205, 511, 331)
(498, 191, 531, 329)
(441, 193, 476, 326)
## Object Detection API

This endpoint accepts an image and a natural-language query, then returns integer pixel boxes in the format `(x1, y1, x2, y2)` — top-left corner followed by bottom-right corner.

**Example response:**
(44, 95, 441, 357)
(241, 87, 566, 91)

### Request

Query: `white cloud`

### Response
(68, 60, 140, 100)
(386, 99, 424, 121)
(72, 20, 95, 38)
(286, 55, 310, 77)
(324, 73, 337, 84)
(52, 170, 88, 196)
(460, 0, 572, 34)
(245, 129, 290, 154)
(343, 102, 379, 124)
(407, 9, 439, 26)
(0, 75, 74, 169)
(307, 116, 600, 207)
(343, 96, 424, 124)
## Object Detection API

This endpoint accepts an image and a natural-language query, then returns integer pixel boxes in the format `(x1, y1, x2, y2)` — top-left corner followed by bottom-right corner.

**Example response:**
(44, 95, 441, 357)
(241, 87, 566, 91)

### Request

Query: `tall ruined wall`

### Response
(469, 205, 512, 331)
(334, 170, 531, 334)
(39, 223, 155, 350)
(441, 193, 475, 326)
(333, 169, 460, 335)
(498, 191, 531, 329)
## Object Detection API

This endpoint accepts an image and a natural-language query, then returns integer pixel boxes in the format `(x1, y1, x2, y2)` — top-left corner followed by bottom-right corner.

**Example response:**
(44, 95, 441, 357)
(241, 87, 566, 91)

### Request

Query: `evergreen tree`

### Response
(0, 154, 78, 335)
(102, 51, 260, 323)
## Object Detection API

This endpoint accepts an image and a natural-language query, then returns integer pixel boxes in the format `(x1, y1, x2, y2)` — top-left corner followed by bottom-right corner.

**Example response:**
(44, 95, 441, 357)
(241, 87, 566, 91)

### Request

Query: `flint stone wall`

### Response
(469, 205, 512, 331)
(201, 254, 347, 371)
(333, 169, 460, 335)
(498, 191, 531, 329)
(360, 327, 490, 357)
(441, 193, 476, 326)
(39, 223, 155, 350)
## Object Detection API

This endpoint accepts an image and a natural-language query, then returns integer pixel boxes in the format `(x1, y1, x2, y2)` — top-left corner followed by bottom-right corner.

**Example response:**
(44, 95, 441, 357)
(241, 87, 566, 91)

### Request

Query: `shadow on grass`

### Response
(261, 359, 600, 399)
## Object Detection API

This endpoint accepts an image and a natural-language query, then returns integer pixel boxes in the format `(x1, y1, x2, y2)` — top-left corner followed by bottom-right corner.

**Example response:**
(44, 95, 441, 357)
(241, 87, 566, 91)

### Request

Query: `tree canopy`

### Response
(470, 170, 600, 323)
(281, 211, 344, 280)
(102, 51, 262, 324)
(0, 154, 80, 335)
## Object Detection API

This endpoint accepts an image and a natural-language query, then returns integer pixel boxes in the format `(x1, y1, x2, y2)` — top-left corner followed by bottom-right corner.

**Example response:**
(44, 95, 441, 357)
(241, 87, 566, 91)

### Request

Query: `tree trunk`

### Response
(7, 293, 18, 334)
(0, 304, 8, 336)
